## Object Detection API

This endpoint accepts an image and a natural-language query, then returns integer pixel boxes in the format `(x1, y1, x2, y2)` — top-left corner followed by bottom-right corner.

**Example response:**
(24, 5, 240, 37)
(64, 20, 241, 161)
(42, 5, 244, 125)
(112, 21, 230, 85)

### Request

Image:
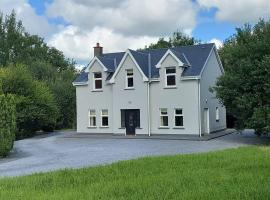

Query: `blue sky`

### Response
(1, 0, 268, 66)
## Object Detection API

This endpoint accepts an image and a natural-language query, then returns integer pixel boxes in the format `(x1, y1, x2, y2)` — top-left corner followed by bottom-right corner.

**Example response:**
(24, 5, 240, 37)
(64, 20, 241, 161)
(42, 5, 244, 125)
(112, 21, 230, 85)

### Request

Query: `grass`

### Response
(0, 146, 270, 199)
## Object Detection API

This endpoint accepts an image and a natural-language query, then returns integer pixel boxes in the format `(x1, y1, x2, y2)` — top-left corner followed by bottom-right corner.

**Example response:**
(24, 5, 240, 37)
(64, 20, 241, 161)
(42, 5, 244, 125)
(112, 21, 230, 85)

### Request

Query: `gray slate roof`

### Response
(73, 43, 214, 83)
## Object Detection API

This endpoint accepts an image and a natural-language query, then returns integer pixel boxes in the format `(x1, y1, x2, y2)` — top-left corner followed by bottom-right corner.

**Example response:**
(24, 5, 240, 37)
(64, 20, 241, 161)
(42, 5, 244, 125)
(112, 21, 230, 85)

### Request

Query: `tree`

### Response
(0, 65, 59, 138)
(143, 30, 200, 50)
(214, 19, 270, 135)
(0, 10, 77, 132)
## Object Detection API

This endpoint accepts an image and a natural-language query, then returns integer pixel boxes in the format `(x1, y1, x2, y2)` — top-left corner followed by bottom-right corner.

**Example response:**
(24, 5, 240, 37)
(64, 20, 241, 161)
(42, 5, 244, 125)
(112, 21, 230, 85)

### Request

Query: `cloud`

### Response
(46, 0, 197, 37)
(0, 0, 60, 38)
(197, 0, 270, 23)
(48, 25, 158, 63)
(209, 38, 223, 49)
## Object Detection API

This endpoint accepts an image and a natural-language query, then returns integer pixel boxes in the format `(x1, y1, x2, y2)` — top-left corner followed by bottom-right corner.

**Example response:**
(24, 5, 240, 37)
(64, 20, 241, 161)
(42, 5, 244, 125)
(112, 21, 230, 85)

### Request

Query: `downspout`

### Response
(148, 53, 151, 136)
(198, 79, 202, 137)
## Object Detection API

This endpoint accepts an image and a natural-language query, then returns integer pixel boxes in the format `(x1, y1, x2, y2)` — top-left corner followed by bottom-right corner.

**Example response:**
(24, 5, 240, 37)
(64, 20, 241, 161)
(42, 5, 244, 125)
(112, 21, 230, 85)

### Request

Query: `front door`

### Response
(124, 110, 139, 135)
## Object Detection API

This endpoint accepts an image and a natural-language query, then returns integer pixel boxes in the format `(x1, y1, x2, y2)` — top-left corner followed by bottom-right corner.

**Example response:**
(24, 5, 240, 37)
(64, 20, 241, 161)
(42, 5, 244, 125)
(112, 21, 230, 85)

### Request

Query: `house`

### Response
(73, 43, 226, 136)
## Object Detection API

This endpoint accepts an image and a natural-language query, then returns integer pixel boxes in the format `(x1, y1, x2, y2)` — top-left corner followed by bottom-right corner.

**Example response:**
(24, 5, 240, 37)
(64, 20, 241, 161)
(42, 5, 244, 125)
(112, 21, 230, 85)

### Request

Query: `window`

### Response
(93, 72, 102, 90)
(175, 108, 184, 127)
(165, 67, 176, 87)
(216, 107, 219, 121)
(126, 69, 134, 88)
(101, 109, 109, 127)
(160, 108, 168, 127)
(89, 109, 96, 127)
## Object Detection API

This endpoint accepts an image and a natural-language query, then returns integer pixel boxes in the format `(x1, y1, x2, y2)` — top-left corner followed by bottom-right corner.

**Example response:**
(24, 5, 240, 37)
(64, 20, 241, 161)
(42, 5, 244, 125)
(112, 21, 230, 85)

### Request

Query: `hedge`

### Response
(0, 94, 16, 157)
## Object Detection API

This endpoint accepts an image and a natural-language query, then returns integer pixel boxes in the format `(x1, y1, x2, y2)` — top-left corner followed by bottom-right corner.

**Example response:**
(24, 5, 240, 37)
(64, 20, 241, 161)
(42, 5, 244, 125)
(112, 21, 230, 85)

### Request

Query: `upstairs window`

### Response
(93, 72, 102, 90)
(89, 109, 96, 127)
(160, 108, 168, 127)
(216, 107, 219, 121)
(165, 67, 176, 87)
(126, 69, 134, 88)
(175, 108, 184, 127)
(101, 109, 109, 127)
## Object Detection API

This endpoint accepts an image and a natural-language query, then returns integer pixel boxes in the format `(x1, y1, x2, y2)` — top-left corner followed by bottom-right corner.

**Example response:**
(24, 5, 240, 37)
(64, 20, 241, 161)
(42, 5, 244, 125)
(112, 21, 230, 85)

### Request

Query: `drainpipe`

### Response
(198, 79, 202, 137)
(147, 53, 151, 136)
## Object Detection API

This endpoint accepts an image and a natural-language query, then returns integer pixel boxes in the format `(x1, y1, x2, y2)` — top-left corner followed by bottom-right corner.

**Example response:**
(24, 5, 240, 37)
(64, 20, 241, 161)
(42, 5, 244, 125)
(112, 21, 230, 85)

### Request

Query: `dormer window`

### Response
(126, 69, 134, 88)
(93, 72, 102, 90)
(165, 67, 176, 87)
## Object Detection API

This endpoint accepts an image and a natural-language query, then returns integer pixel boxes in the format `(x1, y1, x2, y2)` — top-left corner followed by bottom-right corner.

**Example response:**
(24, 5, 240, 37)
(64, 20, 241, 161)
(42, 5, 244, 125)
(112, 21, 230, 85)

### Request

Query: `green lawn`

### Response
(0, 146, 270, 199)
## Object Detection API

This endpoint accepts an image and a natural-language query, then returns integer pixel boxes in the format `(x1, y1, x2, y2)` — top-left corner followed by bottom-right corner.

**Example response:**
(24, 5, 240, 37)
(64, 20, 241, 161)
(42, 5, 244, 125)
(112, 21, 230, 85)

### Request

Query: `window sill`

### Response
(124, 87, 135, 90)
(87, 126, 97, 128)
(164, 86, 177, 89)
(173, 127, 185, 129)
(92, 89, 103, 92)
(135, 127, 142, 129)
(119, 127, 125, 129)
(158, 126, 169, 129)
(100, 126, 109, 128)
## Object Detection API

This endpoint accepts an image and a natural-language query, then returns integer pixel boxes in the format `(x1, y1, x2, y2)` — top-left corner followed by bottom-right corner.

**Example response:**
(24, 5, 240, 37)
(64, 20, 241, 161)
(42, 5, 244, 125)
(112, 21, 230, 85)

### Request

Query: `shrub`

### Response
(0, 94, 16, 157)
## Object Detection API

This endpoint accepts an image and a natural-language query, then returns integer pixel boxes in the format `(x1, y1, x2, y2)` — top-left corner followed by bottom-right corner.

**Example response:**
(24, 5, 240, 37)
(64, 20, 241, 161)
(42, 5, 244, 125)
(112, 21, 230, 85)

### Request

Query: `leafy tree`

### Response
(215, 19, 270, 135)
(143, 30, 200, 50)
(0, 10, 76, 132)
(0, 65, 59, 138)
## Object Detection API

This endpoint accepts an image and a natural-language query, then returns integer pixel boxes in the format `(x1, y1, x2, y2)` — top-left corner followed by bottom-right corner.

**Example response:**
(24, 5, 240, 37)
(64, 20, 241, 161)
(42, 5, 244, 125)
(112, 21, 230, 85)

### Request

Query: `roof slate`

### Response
(73, 43, 214, 83)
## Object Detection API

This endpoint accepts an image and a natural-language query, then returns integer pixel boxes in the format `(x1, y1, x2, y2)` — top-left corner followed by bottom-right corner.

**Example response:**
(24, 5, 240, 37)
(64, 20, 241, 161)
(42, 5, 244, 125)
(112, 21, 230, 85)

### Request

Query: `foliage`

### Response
(142, 30, 200, 49)
(215, 19, 270, 135)
(0, 94, 16, 157)
(0, 10, 76, 136)
(0, 146, 270, 199)
(0, 65, 59, 138)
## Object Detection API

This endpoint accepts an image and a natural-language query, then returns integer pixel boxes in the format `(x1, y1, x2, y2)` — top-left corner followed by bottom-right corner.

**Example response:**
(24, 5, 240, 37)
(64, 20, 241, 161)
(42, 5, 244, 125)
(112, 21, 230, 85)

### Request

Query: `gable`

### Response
(110, 51, 148, 83)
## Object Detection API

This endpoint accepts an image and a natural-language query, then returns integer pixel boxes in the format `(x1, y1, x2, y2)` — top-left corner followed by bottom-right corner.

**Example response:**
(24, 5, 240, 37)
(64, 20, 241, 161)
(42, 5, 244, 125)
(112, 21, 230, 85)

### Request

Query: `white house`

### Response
(73, 43, 226, 136)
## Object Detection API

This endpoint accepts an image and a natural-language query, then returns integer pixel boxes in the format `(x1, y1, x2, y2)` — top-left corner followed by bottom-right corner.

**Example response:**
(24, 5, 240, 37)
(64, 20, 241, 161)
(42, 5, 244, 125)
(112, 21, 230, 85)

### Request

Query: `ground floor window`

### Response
(160, 108, 168, 127)
(89, 109, 96, 127)
(101, 109, 109, 127)
(174, 108, 183, 127)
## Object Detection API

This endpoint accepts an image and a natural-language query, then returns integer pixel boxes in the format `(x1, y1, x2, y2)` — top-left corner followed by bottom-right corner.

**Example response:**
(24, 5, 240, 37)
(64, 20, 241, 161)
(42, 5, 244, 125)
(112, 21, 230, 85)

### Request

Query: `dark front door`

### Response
(124, 109, 140, 135)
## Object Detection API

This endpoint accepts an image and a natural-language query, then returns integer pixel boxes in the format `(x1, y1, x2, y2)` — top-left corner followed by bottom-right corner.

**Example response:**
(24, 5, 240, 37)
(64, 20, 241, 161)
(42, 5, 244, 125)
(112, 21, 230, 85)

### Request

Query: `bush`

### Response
(0, 94, 16, 157)
(0, 65, 59, 139)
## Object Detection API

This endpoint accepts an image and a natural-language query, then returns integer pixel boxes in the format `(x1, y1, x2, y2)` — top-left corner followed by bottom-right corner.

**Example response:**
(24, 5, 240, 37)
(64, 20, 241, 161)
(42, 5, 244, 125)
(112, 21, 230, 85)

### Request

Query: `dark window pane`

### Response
(121, 110, 125, 127)
(161, 116, 168, 126)
(175, 109, 182, 115)
(102, 117, 108, 126)
(94, 72, 102, 78)
(166, 68, 176, 74)
(167, 75, 176, 86)
(175, 116, 183, 126)
(128, 77, 133, 87)
(95, 80, 102, 89)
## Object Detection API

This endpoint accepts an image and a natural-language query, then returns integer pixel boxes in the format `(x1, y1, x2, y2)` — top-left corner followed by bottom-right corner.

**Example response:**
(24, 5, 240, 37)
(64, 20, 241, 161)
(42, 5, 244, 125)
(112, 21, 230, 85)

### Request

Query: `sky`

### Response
(1, 0, 270, 68)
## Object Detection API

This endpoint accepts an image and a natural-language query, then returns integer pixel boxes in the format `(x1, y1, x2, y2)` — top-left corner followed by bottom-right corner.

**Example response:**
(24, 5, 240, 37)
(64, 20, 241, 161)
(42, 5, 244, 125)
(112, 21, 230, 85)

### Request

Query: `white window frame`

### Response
(160, 108, 169, 127)
(93, 72, 102, 91)
(216, 107, 220, 121)
(174, 108, 184, 127)
(126, 69, 134, 89)
(89, 109, 96, 127)
(101, 109, 109, 127)
(165, 67, 176, 87)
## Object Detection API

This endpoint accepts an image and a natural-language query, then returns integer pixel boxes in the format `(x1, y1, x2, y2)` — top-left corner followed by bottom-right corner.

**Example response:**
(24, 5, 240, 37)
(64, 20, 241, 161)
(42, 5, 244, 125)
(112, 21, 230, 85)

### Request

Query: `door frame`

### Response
(203, 108, 210, 134)
(121, 109, 140, 136)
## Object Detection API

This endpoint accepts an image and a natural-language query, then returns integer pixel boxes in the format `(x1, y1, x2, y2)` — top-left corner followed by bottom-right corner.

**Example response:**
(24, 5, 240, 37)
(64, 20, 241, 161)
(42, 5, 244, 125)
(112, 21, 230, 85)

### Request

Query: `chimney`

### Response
(94, 42, 103, 57)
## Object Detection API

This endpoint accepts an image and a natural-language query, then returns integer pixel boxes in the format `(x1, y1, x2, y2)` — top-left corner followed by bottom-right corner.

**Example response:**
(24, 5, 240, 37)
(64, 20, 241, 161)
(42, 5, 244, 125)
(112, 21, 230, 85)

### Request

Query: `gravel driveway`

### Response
(0, 129, 269, 177)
